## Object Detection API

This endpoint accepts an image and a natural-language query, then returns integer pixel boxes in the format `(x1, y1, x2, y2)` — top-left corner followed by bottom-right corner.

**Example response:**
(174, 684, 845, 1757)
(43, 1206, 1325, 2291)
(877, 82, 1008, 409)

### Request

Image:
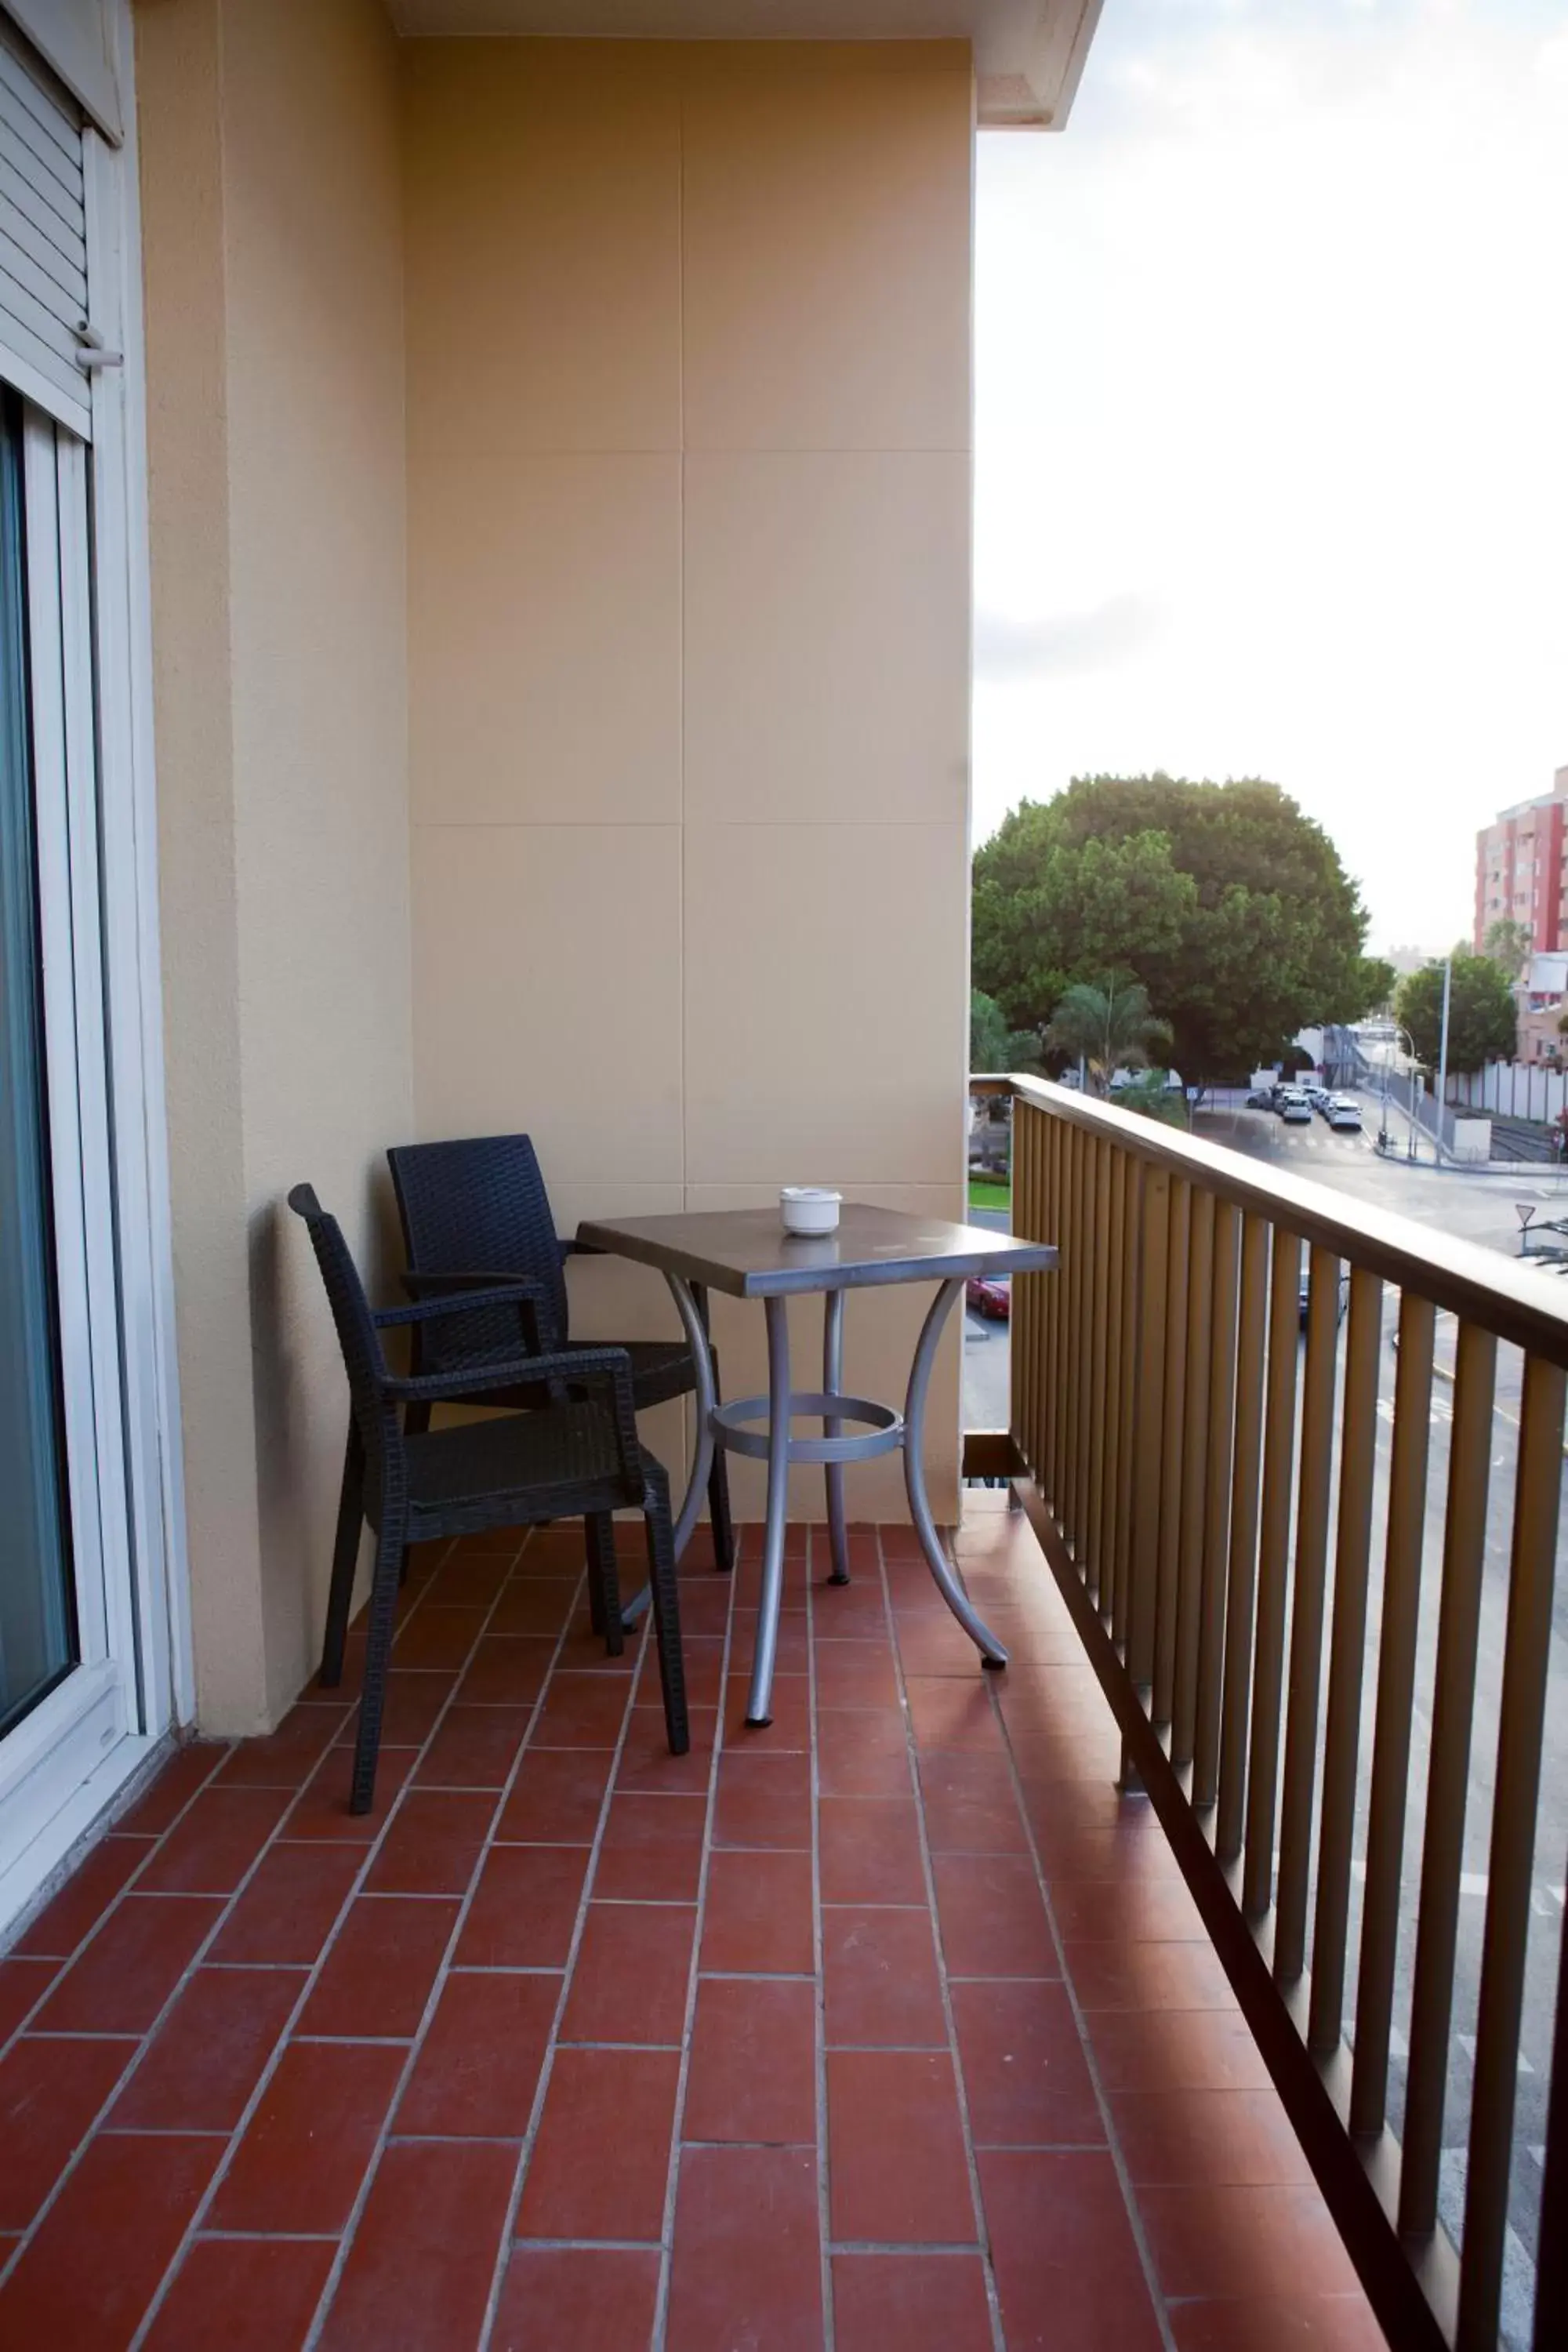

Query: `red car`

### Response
(966, 1275, 1011, 1321)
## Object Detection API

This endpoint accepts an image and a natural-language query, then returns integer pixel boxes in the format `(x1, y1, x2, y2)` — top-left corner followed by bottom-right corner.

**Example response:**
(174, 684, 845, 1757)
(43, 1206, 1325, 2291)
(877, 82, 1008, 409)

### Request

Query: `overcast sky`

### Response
(973, 0, 1568, 955)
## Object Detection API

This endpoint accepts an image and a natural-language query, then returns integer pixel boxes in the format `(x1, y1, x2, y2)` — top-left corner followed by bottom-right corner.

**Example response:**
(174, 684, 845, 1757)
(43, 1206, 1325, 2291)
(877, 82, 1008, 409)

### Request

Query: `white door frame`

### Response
(0, 0, 191, 1936)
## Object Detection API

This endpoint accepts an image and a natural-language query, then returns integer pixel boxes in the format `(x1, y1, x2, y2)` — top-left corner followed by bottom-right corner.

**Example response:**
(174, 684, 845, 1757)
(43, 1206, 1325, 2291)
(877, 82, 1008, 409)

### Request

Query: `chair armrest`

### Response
(374, 1279, 544, 1330)
(399, 1269, 546, 1302)
(383, 1344, 638, 1446)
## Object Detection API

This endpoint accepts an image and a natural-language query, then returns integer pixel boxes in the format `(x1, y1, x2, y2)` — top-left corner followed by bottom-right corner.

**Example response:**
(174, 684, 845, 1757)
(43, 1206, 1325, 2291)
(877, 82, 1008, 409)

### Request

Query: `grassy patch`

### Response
(967, 1177, 1011, 1211)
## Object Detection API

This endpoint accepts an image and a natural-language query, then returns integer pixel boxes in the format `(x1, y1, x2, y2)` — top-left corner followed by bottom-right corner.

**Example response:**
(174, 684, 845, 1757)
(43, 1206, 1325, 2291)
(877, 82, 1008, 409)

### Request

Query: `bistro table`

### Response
(575, 1203, 1058, 1727)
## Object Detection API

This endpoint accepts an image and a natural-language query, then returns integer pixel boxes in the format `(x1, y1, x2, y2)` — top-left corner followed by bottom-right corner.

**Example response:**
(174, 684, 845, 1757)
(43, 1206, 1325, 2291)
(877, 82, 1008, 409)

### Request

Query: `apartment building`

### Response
(1473, 763, 1568, 952)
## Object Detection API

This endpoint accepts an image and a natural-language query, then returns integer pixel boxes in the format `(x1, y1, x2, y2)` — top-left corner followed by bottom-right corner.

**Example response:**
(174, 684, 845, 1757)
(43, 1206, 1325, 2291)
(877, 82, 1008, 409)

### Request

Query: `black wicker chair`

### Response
(289, 1184, 688, 1814)
(385, 1135, 735, 1610)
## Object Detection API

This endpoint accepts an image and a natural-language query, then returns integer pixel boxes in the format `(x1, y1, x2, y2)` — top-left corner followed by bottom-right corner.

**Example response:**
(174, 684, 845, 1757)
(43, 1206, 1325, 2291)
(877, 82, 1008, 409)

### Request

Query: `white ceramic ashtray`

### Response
(780, 1186, 841, 1236)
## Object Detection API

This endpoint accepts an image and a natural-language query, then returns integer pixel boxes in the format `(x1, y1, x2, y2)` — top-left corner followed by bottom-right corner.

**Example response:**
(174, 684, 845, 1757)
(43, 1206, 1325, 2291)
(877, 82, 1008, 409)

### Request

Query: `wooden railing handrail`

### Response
(975, 1072, 1568, 1367)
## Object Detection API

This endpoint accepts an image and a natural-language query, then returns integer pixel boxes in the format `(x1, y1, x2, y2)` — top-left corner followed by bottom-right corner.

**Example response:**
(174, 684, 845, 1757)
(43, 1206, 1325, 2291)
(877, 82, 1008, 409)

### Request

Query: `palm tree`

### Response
(1044, 976, 1172, 1096)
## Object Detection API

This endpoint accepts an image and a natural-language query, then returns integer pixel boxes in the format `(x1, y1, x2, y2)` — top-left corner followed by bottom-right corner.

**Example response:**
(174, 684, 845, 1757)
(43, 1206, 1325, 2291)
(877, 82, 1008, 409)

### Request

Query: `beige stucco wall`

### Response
(136, 0, 411, 1731)
(404, 39, 975, 1519)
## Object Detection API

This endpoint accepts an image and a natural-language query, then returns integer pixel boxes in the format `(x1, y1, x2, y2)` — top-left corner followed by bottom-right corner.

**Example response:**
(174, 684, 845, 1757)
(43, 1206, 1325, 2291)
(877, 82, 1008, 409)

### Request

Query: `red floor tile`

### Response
(932, 1852, 1058, 1980)
(1111, 2088, 1315, 2187)
(668, 2144, 822, 2352)
(215, 1703, 350, 1788)
(492, 2245, 662, 2352)
(415, 1704, 532, 1788)
(712, 1749, 813, 1849)
(0, 1958, 56, 2044)
(299, 1893, 458, 2039)
(346, 1671, 458, 1750)
(593, 1791, 707, 1900)
(1168, 2295, 1387, 2351)
(917, 1751, 1031, 1854)
(497, 1746, 613, 1842)
(397, 1968, 561, 2136)
(1051, 1874, 1206, 1943)
(141, 2237, 337, 2351)
(817, 1708, 913, 1798)
(136, 1787, 293, 1895)
(110, 1965, 301, 2132)
(208, 1840, 364, 1967)
(116, 1744, 227, 1835)
(364, 1788, 495, 1895)
(832, 2252, 993, 2352)
(561, 1903, 695, 2046)
(391, 1602, 488, 1669)
(822, 1905, 948, 2049)
(684, 1976, 816, 2145)
(458, 1846, 590, 1969)
(905, 1675, 1005, 1752)
(813, 1640, 900, 1708)
(533, 1672, 635, 1748)
(34, 1894, 223, 2035)
(210, 2038, 405, 2234)
(951, 1978, 1104, 2147)
(1083, 2006, 1272, 2094)
(0, 2132, 218, 2348)
(456, 1636, 557, 1708)
(0, 2034, 136, 2229)
(1066, 1939, 1236, 2013)
(979, 2147, 1165, 2352)
(827, 2050, 973, 2245)
(515, 2046, 679, 2240)
(724, 1672, 812, 1751)
(284, 1745, 416, 1841)
(488, 1580, 579, 1639)
(700, 1849, 815, 1975)
(13, 1834, 151, 1958)
(318, 2137, 516, 2351)
(1137, 2184, 1361, 2301)
(819, 1795, 927, 1905)
(615, 1704, 717, 1794)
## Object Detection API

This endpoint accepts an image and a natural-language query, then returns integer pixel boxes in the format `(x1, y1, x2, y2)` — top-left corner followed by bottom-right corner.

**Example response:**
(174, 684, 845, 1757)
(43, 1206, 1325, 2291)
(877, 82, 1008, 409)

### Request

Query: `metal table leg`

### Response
(621, 1271, 717, 1632)
(904, 1277, 1009, 1669)
(745, 1294, 793, 1726)
(823, 1288, 851, 1585)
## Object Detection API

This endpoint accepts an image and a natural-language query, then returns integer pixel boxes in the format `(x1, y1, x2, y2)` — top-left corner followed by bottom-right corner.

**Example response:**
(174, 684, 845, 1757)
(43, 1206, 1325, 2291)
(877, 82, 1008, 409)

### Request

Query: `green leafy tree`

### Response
(972, 775, 1370, 1078)
(1043, 976, 1171, 1095)
(1394, 956, 1517, 1075)
(1112, 1069, 1189, 1127)
(1483, 916, 1534, 980)
(1352, 956, 1398, 1017)
(969, 989, 1039, 1075)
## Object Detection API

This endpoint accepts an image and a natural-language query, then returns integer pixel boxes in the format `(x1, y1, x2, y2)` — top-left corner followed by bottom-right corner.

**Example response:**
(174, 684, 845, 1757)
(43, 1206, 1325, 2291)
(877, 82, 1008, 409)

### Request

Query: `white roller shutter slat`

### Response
(0, 18, 89, 438)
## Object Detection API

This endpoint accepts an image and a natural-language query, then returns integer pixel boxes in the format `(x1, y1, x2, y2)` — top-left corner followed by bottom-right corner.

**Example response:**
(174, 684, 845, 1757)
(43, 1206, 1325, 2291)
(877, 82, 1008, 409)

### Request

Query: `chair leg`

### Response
(585, 1513, 624, 1658)
(704, 1328, 736, 1576)
(643, 1471, 689, 1757)
(320, 1420, 365, 1688)
(350, 1515, 405, 1816)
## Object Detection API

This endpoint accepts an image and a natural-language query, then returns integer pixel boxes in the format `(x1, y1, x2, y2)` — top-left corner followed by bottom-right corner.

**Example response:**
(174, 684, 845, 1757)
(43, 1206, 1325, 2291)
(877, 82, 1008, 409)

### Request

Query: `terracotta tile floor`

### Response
(0, 1501, 1388, 2351)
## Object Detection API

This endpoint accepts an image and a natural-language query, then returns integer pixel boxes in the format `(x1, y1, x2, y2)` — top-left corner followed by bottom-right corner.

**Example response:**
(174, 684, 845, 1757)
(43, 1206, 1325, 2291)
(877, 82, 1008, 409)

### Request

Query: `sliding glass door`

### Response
(0, 387, 77, 1739)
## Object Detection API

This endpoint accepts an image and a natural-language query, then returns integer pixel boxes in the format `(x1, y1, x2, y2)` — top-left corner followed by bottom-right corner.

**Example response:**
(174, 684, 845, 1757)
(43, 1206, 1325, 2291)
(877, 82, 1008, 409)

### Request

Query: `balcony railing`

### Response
(969, 1073, 1567, 2352)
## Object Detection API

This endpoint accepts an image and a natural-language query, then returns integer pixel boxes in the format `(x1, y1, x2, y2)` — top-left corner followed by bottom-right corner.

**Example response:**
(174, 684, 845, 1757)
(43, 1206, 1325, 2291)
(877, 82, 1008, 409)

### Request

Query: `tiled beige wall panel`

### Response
(681, 44, 971, 452)
(403, 42, 681, 456)
(409, 454, 681, 828)
(684, 453, 971, 827)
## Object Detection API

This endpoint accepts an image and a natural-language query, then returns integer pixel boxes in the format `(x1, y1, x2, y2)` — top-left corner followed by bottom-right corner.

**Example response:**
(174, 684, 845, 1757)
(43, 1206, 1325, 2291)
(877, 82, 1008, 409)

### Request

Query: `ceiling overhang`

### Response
(386, 2, 1105, 129)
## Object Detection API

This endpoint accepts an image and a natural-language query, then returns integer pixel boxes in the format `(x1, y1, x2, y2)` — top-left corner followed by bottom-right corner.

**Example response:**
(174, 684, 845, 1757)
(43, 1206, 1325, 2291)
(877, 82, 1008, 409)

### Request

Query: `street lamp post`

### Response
(1434, 956, 1453, 1164)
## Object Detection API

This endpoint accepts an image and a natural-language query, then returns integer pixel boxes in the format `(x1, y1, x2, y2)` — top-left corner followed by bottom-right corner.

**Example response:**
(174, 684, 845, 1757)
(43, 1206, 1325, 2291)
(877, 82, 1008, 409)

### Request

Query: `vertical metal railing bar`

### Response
(1102, 1145, 1128, 1619)
(1351, 1289, 1437, 2139)
(1049, 1109, 1071, 1514)
(1087, 1132, 1112, 1605)
(1128, 1165, 1171, 1691)
(1275, 1243, 1345, 1984)
(1308, 1264, 1385, 2055)
(1033, 1104, 1053, 1490)
(1456, 1353, 1566, 2351)
(1058, 1120, 1079, 1544)
(1399, 1319, 1498, 2240)
(1218, 1211, 1270, 1860)
(1531, 1843, 1568, 2352)
(1154, 1175, 1192, 1729)
(1194, 1197, 1240, 1806)
(1013, 1102, 1037, 1479)
(1243, 1226, 1305, 1918)
(1112, 1156, 1143, 1650)
(1072, 1118, 1096, 1563)
(1174, 1185, 1217, 1768)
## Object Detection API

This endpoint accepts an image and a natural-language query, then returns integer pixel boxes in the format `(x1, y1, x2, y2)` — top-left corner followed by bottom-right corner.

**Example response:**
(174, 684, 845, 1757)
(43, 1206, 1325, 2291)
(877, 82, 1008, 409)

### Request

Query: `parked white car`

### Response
(1327, 1096, 1363, 1131)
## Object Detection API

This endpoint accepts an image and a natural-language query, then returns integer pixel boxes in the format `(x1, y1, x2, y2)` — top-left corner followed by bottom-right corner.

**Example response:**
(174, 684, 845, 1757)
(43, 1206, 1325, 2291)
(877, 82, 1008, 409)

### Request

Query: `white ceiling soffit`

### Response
(2, 0, 121, 142)
(386, 1, 1105, 129)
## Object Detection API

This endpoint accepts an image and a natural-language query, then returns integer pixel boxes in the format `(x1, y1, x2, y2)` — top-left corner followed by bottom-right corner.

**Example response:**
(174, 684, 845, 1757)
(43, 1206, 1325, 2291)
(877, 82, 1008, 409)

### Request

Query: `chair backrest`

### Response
(388, 1134, 569, 1351)
(287, 1184, 400, 1483)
